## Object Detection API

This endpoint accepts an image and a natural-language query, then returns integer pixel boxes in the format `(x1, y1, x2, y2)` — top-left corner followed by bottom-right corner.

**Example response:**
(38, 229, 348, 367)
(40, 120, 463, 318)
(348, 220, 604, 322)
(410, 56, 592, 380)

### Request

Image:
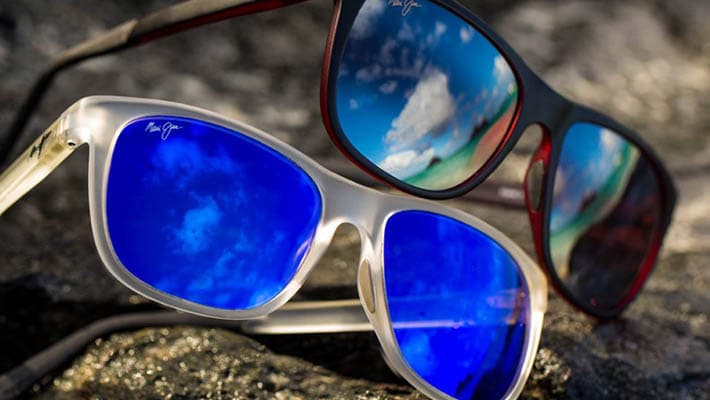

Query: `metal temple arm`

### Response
(0, 120, 77, 216)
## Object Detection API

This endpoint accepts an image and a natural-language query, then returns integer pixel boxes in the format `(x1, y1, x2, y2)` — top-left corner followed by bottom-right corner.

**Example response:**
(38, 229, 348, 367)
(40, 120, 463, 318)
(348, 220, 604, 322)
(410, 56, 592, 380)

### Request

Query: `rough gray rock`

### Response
(32, 327, 425, 400)
(0, 0, 707, 399)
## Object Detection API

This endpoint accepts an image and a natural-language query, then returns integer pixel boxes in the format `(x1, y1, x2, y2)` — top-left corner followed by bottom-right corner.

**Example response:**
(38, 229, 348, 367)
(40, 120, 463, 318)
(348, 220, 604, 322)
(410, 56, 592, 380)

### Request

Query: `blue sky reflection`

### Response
(336, 0, 518, 190)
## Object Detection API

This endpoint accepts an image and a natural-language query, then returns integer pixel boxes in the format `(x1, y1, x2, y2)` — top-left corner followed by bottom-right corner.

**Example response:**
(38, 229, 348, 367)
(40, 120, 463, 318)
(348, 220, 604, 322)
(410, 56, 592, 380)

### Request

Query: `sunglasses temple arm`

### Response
(0, 0, 306, 166)
(0, 298, 527, 397)
(0, 120, 78, 217)
(320, 158, 527, 210)
(0, 301, 368, 399)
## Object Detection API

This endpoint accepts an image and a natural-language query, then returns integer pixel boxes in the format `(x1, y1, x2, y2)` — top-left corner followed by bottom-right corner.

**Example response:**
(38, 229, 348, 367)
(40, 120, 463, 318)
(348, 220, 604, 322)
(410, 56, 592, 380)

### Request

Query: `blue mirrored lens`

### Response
(336, 0, 518, 191)
(551, 122, 662, 310)
(106, 117, 322, 310)
(384, 211, 529, 399)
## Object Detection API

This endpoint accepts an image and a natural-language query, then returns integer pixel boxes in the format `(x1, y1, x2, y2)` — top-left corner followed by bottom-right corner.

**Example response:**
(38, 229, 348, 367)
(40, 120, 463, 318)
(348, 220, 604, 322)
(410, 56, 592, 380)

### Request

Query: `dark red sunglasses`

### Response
(0, 0, 676, 320)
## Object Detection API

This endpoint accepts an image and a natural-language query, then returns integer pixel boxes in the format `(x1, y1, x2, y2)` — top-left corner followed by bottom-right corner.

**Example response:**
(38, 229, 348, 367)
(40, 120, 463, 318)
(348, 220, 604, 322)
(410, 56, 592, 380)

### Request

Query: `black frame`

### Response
(322, 0, 677, 319)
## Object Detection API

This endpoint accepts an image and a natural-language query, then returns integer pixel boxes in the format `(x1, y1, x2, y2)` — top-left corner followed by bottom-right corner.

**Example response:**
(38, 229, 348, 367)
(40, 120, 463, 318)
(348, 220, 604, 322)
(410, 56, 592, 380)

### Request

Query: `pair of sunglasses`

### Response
(0, 0, 676, 319)
(0, 96, 547, 400)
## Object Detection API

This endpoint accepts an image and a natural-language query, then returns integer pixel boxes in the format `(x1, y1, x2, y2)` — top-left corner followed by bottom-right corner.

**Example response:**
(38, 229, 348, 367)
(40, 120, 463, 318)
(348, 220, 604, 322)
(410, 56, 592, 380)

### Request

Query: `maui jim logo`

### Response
(146, 121, 183, 140)
(388, 0, 422, 16)
(28, 131, 52, 159)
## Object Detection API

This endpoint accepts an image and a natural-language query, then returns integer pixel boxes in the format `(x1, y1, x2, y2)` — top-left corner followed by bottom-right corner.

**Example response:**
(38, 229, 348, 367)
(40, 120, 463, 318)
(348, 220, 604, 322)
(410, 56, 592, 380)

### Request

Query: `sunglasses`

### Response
(0, 0, 675, 319)
(0, 96, 548, 400)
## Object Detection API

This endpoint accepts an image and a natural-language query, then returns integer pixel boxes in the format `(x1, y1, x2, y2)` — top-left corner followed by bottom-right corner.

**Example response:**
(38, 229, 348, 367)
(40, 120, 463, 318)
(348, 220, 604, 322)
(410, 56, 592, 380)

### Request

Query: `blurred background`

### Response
(0, 0, 708, 398)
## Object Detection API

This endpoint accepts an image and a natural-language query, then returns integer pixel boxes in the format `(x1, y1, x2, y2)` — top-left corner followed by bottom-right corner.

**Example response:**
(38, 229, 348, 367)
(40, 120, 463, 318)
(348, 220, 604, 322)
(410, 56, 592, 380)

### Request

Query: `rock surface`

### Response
(0, 0, 708, 399)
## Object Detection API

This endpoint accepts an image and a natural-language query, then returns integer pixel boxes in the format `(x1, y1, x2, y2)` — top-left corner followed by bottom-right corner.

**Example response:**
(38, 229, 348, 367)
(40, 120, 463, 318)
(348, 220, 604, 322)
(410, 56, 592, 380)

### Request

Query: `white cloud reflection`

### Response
(379, 80, 399, 94)
(493, 55, 511, 82)
(350, 0, 386, 39)
(381, 148, 435, 178)
(460, 26, 474, 43)
(172, 196, 222, 255)
(385, 68, 456, 151)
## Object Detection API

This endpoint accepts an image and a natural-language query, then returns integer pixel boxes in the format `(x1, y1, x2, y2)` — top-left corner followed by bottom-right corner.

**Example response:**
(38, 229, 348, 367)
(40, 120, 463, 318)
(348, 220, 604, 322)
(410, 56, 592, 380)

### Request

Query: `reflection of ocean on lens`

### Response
(403, 91, 518, 190)
(336, 0, 519, 191)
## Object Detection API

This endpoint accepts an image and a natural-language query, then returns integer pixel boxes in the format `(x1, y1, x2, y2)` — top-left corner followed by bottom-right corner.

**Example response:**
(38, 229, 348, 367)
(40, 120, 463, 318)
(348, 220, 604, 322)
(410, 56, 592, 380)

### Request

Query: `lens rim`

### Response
(358, 208, 547, 400)
(87, 101, 336, 321)
(322, 0, 525, 199)
(379, 209, 534, 399)
(104, 115, 325, 312)
(529, 113, 676, 319)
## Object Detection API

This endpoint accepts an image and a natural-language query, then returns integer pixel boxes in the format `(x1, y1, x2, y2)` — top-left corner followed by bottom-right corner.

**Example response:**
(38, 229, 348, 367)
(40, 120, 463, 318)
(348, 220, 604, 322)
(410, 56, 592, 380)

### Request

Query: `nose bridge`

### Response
(520, 74, 572, 133)
(317, 173, 388, 276)
(320, 174, 385, 237)
(321, 184, 382, 318)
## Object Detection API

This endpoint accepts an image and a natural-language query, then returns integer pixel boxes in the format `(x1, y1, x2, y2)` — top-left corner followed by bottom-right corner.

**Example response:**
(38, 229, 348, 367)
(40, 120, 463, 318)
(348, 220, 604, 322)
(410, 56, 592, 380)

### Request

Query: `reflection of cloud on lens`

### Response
(400, 332, 436, 376)
(215, 249, 235, 270)
(356, 35, 431, 85)
(349, 99, 360, 110)
(151, 138, 199, 173)
(435, 21, 447, 36)
(378, 37, 398, 65)
(397, 21, 415, 41)
(476, 89, 489, 102)
(460, 26, 474, 43)
(493, 55, 512, 83)
(356, 64, 384, 82)
(379, 80, 398, 94)
(172, 196, 222, 254)
(350, 0, 386, 39)
(426, 21, 448, 45)
(150, 137, 238, 189)
(600, 128, 623, 153)
(385, 69, 456, 151)
(338, 61, 350, 78)
(381, 148, 435, 178)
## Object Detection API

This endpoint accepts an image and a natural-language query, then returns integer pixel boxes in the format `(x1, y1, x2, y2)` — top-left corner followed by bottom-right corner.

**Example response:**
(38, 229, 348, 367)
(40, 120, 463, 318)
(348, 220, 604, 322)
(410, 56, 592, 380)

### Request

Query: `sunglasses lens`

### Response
(106, 117, 322, 310)
(550, 123, 663, 311)
(384, 211, 529, 399)
(334, 0, 518, 191)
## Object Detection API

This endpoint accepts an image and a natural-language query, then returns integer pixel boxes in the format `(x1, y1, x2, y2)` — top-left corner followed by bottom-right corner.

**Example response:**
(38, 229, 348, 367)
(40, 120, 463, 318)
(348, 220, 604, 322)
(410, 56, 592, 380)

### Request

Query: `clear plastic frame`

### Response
(0, 96, 547, 400)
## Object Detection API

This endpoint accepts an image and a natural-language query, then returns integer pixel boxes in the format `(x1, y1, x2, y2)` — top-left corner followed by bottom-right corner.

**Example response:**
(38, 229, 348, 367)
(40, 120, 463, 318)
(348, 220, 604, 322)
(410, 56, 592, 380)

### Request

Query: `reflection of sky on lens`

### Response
(384, 211, 528, 399)
(337, 0, 517, 187)
(550, 123, 640, 280)
(549, 123, 663, 310)
(551, 124, 638, 231)
(106, 117, 322, 310)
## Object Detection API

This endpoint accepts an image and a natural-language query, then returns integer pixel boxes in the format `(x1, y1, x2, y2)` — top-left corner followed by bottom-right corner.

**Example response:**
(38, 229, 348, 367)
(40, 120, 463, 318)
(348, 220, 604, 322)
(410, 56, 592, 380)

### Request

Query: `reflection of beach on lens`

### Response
(404, 91, 518, 189)
(549, 123, 662, 309)
(336, 0, 518, 191)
